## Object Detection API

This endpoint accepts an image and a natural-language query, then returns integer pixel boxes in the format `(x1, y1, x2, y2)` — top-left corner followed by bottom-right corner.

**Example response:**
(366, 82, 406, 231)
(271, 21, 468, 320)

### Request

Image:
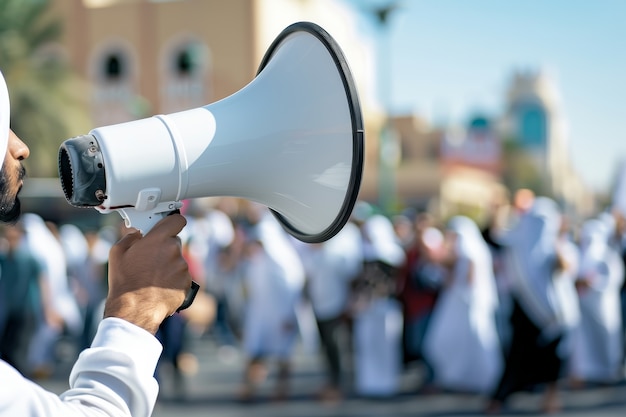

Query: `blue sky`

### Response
(342, 0, 626, 194)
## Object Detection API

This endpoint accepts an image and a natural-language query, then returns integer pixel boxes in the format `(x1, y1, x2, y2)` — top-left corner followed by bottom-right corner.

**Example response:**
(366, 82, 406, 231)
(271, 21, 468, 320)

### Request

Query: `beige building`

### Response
(48, 0, 377, 117)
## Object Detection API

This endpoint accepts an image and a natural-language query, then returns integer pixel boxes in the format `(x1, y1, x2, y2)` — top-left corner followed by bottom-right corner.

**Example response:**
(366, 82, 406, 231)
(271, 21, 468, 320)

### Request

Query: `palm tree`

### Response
(0, 0, 90, 177)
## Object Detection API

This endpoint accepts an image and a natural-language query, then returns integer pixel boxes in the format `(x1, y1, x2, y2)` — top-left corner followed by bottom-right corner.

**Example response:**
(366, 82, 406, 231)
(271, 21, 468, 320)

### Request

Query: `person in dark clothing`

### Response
(0, 223, 43, 374)
(396, 212, 445, 390)
(486, 197, 569, 414)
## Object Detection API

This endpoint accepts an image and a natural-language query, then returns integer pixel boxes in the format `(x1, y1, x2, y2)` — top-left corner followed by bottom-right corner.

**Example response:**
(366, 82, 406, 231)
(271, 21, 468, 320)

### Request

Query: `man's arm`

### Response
(0, 213, 191, 417)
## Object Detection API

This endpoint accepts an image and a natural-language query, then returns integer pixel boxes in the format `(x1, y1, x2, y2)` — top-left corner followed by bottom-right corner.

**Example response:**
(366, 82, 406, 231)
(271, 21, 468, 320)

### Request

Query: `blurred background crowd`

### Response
(1, 0, 625, 415)
(3, 190, 626, 414)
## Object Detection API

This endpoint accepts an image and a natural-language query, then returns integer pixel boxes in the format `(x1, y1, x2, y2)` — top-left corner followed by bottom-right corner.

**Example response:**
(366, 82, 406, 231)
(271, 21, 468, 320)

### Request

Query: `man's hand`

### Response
(104, 213, 192, 335)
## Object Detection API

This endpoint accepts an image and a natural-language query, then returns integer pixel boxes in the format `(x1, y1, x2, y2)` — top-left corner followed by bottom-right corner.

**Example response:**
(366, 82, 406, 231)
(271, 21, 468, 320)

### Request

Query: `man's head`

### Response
(0, 70, 30, 223)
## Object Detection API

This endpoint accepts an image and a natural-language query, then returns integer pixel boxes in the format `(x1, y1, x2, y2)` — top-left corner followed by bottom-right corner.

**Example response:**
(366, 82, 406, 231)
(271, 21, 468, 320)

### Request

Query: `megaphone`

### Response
(58, 21, 364, 245)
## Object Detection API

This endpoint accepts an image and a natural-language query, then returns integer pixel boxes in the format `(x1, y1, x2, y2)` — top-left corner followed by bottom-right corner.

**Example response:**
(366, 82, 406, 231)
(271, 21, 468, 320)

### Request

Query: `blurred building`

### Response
(46, 0, 379, 121)
(372, 68, 596, 223)
(500, 69, 595, 217)
(439, 115, 506, 221)
(391, 114, 441, 211)
(381, 113, 506, 224)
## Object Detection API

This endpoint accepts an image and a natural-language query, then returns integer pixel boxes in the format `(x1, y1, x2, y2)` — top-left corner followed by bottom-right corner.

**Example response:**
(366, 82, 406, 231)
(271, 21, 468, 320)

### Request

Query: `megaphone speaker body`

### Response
(59, 21, 364, 243)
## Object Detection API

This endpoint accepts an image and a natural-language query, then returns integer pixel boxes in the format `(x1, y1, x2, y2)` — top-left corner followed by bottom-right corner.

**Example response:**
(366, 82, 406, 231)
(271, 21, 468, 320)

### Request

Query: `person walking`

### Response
(0, 222, 43, 374)
(422, 216, 502, 395)
(570, 218, 624, 385)
(238, 204, 305, 402)
(486, 197, 571, 414)
(299, 220, 363, 403)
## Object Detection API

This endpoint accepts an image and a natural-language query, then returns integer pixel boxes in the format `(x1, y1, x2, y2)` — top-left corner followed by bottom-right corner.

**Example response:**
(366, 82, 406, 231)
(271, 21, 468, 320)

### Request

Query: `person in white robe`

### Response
(570, 218, 624, 385)
(239, 205, 305, 401)
(298, 221, 363, 403)
(22, 213, 82, 377)
(182, 202, 236, 346)
(351, 213, 405, 398)
(59, 224, 109, 351)
(423, 215, 502, 394)
(553, 217, 581, 370)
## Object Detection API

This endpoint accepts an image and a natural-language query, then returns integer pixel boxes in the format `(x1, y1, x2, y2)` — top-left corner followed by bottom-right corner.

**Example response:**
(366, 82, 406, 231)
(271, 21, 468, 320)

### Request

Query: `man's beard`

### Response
(0, 164, 26, 224)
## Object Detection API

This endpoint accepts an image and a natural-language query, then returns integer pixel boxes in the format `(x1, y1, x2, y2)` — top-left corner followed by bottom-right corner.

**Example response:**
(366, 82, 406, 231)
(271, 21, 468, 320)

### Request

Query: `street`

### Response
(41, 333, 626, 417)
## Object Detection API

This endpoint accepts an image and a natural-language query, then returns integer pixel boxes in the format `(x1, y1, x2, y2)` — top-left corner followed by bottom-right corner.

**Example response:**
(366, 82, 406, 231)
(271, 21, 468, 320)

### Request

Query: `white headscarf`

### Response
(447, 215, 498, 310)
(579, 218, 609, 278)
(505, 197, 564, 336)
(0, 70, 10, 167)
(578, 217, 624, 292)
(362, 214, 406, 268)
(447, 216, 488, 265)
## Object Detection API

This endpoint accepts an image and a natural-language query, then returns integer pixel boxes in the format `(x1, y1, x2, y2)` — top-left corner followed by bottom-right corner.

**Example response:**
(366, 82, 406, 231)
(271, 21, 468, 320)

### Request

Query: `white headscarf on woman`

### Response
(505, 197, 564, 341)
(579, 218, 623, 292)
(422, 215, 502, 393)
(597, 211, 618, 249)
(447, 215, 499, 310)
(0, 71, 10, 166)
(579, 219, 609, 281)
(571, 216, 625, 382)
(361, 214, 405, 268)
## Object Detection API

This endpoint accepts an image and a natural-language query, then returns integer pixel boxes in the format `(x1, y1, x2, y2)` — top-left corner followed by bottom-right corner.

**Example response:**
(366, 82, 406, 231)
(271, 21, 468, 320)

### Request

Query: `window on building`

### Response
(176, 49, 192, 75)
(103, 52, 125, 81)
(517, 104, 547, 147)
(174, 44, 202, 77)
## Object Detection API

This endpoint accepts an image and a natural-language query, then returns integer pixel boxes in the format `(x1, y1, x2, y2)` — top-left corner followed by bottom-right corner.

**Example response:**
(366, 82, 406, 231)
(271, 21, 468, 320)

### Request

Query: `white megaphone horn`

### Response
(59, 21, 364, 245)
(59, 22, 364, 310)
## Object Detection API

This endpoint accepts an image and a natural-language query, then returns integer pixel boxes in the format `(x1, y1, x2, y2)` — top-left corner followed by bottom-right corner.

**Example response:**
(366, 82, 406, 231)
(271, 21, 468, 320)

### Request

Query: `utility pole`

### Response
(370, 1, 402, 215)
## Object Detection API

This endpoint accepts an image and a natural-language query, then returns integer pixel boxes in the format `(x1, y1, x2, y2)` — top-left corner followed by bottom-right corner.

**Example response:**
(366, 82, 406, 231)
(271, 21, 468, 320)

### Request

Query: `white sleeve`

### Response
(0, 317, 163, 417)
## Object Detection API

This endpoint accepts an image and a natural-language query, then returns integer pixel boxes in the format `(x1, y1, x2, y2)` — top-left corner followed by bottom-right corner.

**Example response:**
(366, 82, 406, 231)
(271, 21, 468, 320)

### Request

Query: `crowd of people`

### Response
(397, 193, 626, 414)
(2, 192, 626, 414)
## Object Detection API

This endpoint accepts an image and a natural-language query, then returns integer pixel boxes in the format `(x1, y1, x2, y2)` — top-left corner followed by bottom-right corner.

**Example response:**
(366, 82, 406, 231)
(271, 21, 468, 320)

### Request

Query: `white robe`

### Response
(423, 216, 502, 394)
(570, 219, 624, 383)
(553, 234, 582, 360)
(299, 222, 363, 320)
(352, 215, 404, 397)
(241, 213, 304, 359)
(353, 298, 403, 396)
(503, 197, 568, 344)
(23, 213, 82, 371)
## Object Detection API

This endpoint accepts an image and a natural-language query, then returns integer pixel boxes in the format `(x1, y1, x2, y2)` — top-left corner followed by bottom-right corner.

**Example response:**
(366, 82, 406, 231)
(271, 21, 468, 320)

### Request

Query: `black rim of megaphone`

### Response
(257, 21, 365, 244)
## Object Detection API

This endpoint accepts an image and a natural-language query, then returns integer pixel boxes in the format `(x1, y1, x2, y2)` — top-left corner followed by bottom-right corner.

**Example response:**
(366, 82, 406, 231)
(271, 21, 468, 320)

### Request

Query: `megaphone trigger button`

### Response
(135, 188, 162, 211)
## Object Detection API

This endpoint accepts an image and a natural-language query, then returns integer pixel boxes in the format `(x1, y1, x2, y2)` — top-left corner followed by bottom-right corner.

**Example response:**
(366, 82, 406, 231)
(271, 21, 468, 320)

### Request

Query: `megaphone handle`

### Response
(176, 281, 200, 312)
(115, 205, 197, 312)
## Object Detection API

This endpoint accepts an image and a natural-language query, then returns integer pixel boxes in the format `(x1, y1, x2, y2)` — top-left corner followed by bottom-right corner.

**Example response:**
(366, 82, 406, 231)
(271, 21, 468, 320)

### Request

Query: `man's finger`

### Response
(111, 230, 142, 253)
(145, 212, 187, 240)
